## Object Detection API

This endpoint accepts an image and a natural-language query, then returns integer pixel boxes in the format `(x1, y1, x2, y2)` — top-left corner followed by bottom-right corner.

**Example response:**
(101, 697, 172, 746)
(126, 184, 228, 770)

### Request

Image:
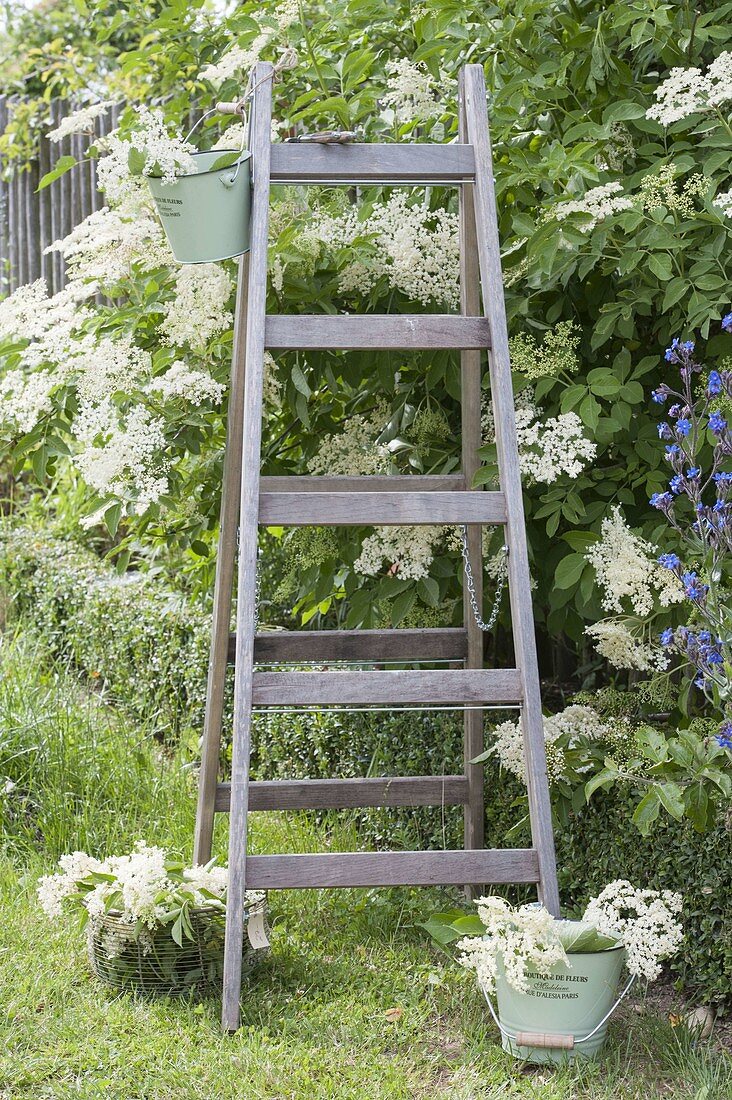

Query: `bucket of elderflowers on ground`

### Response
(441, 880, 683, 1064)
(38, 842, 267, 997)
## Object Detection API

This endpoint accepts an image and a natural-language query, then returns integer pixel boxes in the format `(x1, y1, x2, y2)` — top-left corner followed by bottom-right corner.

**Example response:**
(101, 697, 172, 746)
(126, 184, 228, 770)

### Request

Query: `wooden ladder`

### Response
(193, 61, 560, 1032)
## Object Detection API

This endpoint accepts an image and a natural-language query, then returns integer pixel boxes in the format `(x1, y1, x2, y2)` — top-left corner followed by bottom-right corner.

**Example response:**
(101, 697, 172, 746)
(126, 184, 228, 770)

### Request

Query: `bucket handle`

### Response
(481, 973, 636, 1050)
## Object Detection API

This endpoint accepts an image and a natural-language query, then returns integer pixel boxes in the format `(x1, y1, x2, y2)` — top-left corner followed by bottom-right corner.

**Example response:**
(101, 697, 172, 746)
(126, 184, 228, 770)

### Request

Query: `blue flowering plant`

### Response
(651, 316, 732, 753)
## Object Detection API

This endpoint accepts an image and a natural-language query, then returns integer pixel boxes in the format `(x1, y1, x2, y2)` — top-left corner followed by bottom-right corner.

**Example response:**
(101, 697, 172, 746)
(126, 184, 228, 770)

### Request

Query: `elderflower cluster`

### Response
(47, 204, 173, 290)
(128, 106, 196, 185)
(37, 842, 265, 947)
(160, 264, 234, 351)
(583, 881, 683, 981)
(308, 408, 390, 476)
(482, 389, 595, 484)
(586, 507, 684, 617)
(0, 368, 56, 433)
(509, 321, 580, 380)
(148, 361, 224, 406)
(198, 2, 299, 86)
(73, 399, 169, 513)
(585, 620, 669, 672)
(647, 51, 732, 125)
(381, 59, 438, 123)
(639, 166, 709, 218)
(517, 407, 596, 484)
(46, 102, 109, 143)
(354, 525, 444, 581)
(311, 191, 460, 308)
(550, 182, 634, 231)
(458, 897, 568, 994)
(489, 704, 609, 786)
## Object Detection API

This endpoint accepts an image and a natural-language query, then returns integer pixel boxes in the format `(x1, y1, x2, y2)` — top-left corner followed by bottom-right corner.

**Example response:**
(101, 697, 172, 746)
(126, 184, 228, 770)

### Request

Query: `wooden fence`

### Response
(0, 97, 128, 295)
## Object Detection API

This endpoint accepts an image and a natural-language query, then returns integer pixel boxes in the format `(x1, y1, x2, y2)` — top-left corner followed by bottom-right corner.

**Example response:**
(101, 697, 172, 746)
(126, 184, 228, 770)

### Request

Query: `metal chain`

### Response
(459, 525, 508, 633)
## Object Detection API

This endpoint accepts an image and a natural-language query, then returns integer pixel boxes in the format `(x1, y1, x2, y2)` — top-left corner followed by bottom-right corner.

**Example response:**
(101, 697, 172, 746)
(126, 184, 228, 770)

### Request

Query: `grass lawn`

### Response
(1, 635, 730, 1099)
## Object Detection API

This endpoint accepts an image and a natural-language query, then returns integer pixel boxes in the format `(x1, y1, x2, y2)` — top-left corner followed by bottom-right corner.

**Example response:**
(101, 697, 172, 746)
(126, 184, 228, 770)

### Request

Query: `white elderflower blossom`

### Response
(647, 51, 732, 125)
(0, 279, 50, 342)
(199, 3, 299, 85)
(586, 507, 684, 617)
(308, 409, 390, 476)
(365, 192, 459, 307)
(551, 182, 633, 231)
(382, 59, 438, 123)
(489, 704, 609, 786)
(0, 369, 57, 433)
(73, 399, 169, 513)
(354, 526, 444, 581)
(96, 132, 147, 206)
(458, 897, 568, 994)
(585, 619, 668, 672)
(148, 361, 224, 406)
(47, 204, 173, 289)
(46, 102, 110, 142)
(128, 106, 196, 185)
(714, 188, 732, 218)
(67, 333, 153, 402)
(160, 264, 234, 351)
(482, 388, 595, 484)
(212, 123, 247, 151)
(310, 191, 460, 308)
(517, 408, 596, 484)
(583, 881, 683, 981)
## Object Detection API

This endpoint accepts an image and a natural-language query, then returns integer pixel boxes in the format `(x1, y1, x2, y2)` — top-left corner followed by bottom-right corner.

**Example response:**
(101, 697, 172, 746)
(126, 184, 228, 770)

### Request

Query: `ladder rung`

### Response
(241, 627, 469, 664)
(215, 776, 469, 812)
(245, 849, 540, 889)
(260, 475, 467, 493)
(270, 143, 476, 184)
(259, 490, 506, 526)
(252, 669, 522, 706)
(265, 314, 490, 350)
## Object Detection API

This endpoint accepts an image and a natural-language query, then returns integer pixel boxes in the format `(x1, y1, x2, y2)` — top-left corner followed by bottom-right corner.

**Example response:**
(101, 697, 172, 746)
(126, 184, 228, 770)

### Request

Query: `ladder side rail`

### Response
(460, 64, 560, 915)
(222, 61, 274, 1032)
(458, 86, 485, 862)
(193, 253, 251, 865)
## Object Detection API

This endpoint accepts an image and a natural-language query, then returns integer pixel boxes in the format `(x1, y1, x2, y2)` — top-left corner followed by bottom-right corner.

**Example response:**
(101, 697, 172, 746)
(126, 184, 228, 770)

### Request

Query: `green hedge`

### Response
(1, 524, 729, 1007)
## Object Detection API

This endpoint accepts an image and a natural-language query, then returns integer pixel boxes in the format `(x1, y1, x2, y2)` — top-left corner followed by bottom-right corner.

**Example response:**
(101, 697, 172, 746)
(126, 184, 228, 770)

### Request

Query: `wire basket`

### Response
(87, 901, 266, 997)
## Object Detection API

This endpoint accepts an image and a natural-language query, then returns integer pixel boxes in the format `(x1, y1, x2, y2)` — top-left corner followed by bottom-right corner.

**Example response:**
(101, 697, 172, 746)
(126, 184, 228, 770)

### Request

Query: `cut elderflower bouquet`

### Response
(37, 842, 263, 949)
(428, 882, 683, 995)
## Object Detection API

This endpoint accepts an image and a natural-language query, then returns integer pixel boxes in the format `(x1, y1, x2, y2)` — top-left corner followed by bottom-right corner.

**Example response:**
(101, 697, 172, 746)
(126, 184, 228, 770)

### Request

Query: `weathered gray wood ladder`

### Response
(193, 61, 560, 1031)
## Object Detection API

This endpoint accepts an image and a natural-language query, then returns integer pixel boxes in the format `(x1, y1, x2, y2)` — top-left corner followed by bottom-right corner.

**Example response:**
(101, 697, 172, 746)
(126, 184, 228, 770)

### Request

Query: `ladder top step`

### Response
(242, 627, 469, 664)
(215, 775, 469, 812)
(270, 142, 476, 184)
(259, 490, 507, 526)
(245, 849, 540, 889)
(265, 313, 490, 351)
(251, 668, 523, 707)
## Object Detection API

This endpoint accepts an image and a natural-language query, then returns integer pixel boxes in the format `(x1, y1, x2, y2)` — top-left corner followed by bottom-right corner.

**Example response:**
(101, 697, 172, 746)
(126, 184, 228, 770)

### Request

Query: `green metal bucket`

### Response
(492, 947, 627, 1064)
(146, 149, 252, 265)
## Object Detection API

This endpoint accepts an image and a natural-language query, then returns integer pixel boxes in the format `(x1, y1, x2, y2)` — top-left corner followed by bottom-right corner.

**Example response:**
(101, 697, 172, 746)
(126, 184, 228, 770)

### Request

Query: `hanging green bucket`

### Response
(490, 947, 628, 1064)
(147, 149, 252, 265)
